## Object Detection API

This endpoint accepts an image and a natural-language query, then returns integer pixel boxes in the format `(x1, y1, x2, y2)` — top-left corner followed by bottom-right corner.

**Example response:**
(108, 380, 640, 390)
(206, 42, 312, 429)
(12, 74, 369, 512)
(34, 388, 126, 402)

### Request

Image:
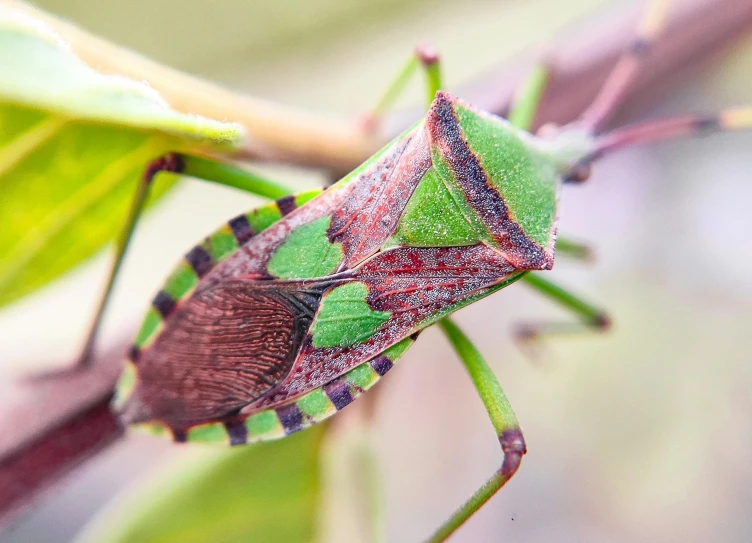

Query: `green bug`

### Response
(67, 1, 751, 539)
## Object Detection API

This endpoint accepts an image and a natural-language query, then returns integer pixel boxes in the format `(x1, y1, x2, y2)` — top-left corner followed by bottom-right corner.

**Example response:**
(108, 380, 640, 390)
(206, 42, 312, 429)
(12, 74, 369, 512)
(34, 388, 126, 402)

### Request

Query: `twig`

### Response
(0, 343, 125, 526)
(7, 0, 752, 171)
(4, 0, 378, 170)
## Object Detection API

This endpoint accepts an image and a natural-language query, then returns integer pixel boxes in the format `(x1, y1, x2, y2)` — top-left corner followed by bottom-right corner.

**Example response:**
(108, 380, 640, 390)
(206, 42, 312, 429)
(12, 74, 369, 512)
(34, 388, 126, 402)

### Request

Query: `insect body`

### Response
(115, 92, 587, 443)
(84, 1, 751, 539)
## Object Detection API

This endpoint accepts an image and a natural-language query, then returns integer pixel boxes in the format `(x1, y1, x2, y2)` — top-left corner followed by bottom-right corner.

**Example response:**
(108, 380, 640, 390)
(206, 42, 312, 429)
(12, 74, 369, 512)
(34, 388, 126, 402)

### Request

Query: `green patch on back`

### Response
(267, 216, 344, 279)
(187, 422, 229, 444)
(455, 105, 558, 248)
(430, 148, 498, 247)
(312, 282, 390, 348)
(389, 167, 480, 247)
(134, 307, 163, 348)
(162, 261, 199, 300)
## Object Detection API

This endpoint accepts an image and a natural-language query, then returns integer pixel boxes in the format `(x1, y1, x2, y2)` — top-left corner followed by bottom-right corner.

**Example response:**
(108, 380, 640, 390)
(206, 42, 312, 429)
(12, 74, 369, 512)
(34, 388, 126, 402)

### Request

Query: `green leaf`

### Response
(78, 425, 326, 543)
(0, 7, 243, 307)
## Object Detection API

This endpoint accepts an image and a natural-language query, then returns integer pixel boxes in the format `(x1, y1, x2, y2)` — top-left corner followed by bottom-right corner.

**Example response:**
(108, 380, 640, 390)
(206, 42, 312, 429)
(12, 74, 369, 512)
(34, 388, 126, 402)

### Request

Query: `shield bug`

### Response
(68, 0, 750, 539)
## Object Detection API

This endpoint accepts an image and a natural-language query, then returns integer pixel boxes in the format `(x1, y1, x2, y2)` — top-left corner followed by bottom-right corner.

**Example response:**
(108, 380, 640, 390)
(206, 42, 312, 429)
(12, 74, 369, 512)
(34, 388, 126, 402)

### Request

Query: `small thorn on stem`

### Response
(629, 38, 650, 57)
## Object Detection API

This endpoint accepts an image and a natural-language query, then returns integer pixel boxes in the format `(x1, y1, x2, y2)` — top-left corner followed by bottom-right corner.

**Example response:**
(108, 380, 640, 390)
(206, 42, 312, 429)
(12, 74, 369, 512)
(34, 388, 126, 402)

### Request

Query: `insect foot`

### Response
(499, 428, 527, 479)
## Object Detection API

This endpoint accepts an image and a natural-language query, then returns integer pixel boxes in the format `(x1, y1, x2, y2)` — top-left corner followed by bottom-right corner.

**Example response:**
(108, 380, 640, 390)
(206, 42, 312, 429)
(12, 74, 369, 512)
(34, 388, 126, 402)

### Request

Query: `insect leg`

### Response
(579, 0, 671, 133)
(427, 318, 525, 543)
(77, 154, 291, 368)
(589, 108, 752, 159)
(179, 155, 290, 199)
(507, 60, 551, 131)
(363, 44, 443, 129)
(555, 235, 594, 263)
(515, 273, 610, 356)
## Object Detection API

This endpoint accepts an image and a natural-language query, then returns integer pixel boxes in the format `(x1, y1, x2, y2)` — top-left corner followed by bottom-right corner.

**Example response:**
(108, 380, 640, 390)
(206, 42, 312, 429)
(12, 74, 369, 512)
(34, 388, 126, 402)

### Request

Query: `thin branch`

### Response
(0, 343, 125, 526)
(395, 0, 752, 133)
(4, 0, 378, 171)
(7, 0, 752, 172)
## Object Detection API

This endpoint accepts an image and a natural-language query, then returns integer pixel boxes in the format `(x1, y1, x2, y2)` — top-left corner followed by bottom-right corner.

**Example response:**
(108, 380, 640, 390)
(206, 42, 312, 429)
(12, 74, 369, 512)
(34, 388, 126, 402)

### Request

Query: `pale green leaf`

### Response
(77, 426, 326, 543)
(0, 7, 243, 307)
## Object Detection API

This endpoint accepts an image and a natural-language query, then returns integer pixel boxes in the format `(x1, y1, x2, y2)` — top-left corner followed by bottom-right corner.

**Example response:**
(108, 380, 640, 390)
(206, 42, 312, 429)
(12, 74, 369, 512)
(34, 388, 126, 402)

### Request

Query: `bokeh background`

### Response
(2, 0, 752, 541)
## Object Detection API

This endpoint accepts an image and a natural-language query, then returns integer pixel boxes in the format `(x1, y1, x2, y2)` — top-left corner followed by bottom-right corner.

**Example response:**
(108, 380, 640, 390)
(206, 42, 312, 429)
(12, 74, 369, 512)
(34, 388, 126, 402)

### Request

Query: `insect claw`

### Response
(415, 42, 440, 66)
(595, 312, 612, 330)
(499, 429, 527, 478)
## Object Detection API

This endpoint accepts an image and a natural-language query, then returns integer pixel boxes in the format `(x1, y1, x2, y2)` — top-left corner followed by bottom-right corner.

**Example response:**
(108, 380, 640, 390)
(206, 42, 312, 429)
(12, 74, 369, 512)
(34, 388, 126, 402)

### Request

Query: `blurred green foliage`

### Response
(0, 9, 241, 307)
(79, 426, 326, 543)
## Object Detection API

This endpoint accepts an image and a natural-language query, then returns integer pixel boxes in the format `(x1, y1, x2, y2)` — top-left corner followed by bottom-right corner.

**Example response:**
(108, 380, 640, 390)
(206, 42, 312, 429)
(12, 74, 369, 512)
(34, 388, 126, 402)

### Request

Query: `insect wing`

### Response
(120, 281, 324, 428)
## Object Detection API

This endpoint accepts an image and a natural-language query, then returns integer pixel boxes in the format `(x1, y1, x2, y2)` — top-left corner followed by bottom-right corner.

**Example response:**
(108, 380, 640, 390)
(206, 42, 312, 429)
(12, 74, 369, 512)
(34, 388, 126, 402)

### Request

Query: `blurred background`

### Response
(1, 0, 752, 541)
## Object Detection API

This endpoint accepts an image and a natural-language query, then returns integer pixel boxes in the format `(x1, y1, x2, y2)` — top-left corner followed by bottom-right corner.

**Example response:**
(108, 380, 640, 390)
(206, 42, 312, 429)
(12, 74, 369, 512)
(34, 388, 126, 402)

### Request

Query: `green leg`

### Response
(507, 61, 604, 345)
(420, 65, 548, 528)
(507, 61, 551, 131)
(516, 273, 610, 350)
(364, 44, 443, 129)
(429, 318, 525, 543)
(77, 154, 291, 368)
(555, 235, 594, 262)
(508, 65, 596, 263)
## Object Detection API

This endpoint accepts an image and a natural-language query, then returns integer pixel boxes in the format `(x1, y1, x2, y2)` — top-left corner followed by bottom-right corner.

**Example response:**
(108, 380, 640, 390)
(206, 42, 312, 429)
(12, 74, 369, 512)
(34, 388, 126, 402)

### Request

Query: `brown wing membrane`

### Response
(120, 281, 322, 428)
